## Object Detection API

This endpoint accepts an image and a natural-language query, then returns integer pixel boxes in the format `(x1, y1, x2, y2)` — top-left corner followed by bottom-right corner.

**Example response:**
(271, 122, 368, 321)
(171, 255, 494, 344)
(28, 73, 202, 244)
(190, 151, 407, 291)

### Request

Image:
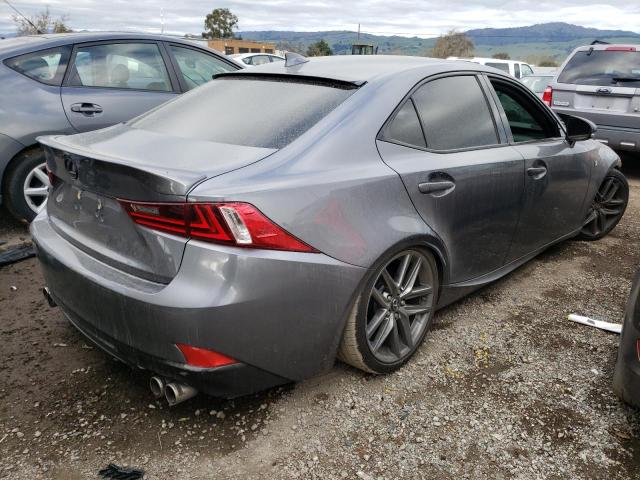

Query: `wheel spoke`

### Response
(25, 186, 48, 196)
(599, 177, 613, 200)
(583, 209, 597, 228)
(401, 305, 431, 317)
(397, 312, 413, 349)
(366, 308, 388, 338)
(596, 212, 605, 234)
(36, 200, 47, 213)
(606, 198, 625, 206)
(33, 167, 50, 186)
(601, 207, 621, 217)
(381, 269, 399, 296)
(401, 257, 422, 296)
(370, 315, 394, 353)
(388, 320, 402, 357)
(395, 254, 412, 287)
(402, 285, 432, 300)
(371, 287, 389, 307)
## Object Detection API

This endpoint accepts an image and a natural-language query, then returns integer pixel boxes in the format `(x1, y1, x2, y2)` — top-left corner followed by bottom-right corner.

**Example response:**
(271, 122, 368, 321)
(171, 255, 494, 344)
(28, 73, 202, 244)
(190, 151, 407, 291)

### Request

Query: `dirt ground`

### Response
(1, 164, 640, 479)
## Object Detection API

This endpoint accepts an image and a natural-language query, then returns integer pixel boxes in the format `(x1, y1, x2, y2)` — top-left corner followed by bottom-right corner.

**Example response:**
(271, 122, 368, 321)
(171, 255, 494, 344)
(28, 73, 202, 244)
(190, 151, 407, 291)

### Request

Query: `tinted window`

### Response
(69, 43, 171, 91)
(383, 100, 426, 148)
(558, 50, 640, 87)
(491, 80, 559, 142)
(132, 78, 355, 149)
(4, 46, 70, 86)
(412, 76, 498, 151)
(170, 45, 235, 90)
(485, 62, 510, 73)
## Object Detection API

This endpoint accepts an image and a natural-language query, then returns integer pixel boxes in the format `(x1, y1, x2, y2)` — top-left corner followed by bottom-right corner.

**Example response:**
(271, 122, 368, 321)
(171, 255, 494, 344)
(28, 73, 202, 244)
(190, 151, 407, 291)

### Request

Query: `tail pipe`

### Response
(42, 287, 57, 308)
(149, 376, 166, 399)
(164, 382, 198, 406)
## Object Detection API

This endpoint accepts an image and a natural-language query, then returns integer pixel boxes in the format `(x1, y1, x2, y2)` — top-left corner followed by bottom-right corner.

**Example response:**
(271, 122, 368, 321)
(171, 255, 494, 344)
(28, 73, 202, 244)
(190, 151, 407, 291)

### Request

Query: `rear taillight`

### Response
(542, 86, 553, 107)
(119, 200, 318, 253)
(605, 46, 636, 52)
(636, 339, 640, 362)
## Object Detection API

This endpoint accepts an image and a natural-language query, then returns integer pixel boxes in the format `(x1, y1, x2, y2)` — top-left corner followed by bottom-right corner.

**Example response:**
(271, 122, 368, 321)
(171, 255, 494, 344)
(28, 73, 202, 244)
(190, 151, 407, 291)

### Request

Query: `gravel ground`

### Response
(1, 166, 640, 479)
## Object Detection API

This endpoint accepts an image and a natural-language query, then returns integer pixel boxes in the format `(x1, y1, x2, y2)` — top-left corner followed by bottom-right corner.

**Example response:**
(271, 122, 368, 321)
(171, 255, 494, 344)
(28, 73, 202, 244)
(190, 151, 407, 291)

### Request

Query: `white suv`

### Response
(447, 57, 534, 79)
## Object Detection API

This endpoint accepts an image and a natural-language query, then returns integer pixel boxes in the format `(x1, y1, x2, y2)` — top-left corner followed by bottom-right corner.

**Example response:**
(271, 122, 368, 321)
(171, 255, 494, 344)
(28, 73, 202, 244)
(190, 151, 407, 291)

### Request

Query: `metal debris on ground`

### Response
(568, 314, 622, 334)
(98, 463, 144, 479)
(0, 243, 35, 267)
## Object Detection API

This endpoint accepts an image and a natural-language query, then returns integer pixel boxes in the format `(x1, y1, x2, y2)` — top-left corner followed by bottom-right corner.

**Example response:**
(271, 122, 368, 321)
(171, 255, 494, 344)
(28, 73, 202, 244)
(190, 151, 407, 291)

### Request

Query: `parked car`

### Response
(231, 53, 285, 66)
(521, 74, 555, 99)
(614, 270, 640, 408)
(446, 56, 534, 79)
(32, 56, 627, 401)
(549, 44, 640, 154)
(0, 32, 242, 222)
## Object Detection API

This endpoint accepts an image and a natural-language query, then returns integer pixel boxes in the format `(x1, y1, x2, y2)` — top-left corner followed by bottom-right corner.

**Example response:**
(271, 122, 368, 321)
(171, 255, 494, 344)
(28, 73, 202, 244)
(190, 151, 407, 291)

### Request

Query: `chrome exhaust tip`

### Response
(149, 376, 166, 399)
(164, 382, 198, 406)
(42, 287, 57, 308)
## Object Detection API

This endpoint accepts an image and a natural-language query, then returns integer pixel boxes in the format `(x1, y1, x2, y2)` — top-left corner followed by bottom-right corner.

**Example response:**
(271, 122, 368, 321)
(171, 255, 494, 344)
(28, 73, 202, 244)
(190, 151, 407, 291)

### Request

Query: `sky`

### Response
(1, 0, 640, 36)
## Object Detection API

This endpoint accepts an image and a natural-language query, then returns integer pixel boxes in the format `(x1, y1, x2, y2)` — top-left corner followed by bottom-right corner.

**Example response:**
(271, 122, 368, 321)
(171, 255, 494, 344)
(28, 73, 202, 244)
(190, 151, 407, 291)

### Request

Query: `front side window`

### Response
(491, 80, 559, 142)
(411, 75, 498, 151)
(522, 64, 534, 77)
(4, 46, 71, 86)
(170, 45, 235, 90)
(68, 43, 171, 91)
(131, 77, 356, 149)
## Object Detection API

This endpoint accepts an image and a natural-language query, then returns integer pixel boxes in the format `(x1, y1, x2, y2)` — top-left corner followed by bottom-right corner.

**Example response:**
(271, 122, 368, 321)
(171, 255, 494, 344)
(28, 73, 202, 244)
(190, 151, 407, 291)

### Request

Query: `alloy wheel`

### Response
(581, 175, 626, 238)
(22, 162, 50, 215)
(365, 250, 435, 364)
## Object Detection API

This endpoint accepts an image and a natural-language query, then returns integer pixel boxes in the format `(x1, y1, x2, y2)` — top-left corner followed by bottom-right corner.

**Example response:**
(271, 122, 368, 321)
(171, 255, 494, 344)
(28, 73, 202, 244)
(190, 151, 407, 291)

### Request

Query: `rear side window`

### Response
(383, 100, 426, 148)
(412, 76, 498, 151)
(485, 62, 510, 73)
(558, 50, 640, 87)
(131, 77, 356, 149)
(4, 46, 71, 86)
(170, 45, 235, 90)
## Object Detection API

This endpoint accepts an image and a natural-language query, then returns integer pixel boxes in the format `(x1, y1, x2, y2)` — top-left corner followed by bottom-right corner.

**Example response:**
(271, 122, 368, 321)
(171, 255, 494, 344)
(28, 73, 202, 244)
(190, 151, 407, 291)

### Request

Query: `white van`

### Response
(447, 57, 534, 79)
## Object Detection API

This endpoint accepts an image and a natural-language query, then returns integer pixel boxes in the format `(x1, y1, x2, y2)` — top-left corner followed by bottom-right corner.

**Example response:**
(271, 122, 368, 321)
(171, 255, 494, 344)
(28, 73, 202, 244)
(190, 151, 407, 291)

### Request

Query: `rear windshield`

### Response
(558, 50, 640, 87)
(131, 76, 356, 149)
(485, 62, 510, 73)
(521, 75, 552, 93)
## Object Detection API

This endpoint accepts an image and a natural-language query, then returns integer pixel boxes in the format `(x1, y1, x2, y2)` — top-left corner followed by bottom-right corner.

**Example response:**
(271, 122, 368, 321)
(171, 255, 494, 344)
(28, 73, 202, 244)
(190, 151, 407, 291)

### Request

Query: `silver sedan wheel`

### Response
(22, 162, 50, 214)
(366, 250, 435, 364)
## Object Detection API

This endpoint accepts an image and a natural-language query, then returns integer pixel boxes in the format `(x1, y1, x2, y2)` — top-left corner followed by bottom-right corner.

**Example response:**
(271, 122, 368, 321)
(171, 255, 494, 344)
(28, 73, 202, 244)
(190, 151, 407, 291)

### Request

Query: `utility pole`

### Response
(357, 23, 360, 41)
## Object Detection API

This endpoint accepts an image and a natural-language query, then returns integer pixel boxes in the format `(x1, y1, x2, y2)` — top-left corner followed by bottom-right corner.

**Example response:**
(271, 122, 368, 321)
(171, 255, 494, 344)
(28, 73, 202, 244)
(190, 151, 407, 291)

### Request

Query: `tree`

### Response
(492, 52, 510, 60)
(306, 40, 332, 57)
(12, 7, 71, 35)
(430, 30, 474, 59)
(202, 8, 238, 39)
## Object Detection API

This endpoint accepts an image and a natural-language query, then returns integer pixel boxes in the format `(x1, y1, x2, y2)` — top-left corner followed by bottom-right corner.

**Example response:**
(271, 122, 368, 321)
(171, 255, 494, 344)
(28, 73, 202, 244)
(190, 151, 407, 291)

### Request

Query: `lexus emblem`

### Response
(63, 154, 78, 180)
(596, 87, 612, 94)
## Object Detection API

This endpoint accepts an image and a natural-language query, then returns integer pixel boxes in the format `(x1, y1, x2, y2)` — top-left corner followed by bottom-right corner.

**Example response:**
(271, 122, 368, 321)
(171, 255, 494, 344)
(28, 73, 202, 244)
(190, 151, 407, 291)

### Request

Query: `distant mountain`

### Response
(239, 22, 640, 62)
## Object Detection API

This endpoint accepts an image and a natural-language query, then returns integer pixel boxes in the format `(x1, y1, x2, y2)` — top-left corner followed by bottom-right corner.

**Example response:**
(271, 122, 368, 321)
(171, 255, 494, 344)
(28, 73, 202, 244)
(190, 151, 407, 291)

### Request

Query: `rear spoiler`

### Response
(211, 71, 366, 89)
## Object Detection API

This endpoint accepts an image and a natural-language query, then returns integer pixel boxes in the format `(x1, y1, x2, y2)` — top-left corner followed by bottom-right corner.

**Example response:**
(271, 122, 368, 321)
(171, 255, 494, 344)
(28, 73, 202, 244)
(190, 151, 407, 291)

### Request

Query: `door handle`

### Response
(418, 180, 455, 195)
(70, 103, 103, 115)
(527, 166, 547, 179)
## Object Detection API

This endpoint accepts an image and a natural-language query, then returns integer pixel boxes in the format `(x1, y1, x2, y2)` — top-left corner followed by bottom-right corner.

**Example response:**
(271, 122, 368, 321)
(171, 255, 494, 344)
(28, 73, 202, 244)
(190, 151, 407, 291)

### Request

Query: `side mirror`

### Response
(559, 114, 597, 145)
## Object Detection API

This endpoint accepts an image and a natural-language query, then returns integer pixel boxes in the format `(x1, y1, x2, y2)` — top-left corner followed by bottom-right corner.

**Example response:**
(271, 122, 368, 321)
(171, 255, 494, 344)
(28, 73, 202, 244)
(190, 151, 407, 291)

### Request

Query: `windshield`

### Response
(557, 50, 640, 87)
(521, 75, 552, 93)
(131, 77, 356, 149)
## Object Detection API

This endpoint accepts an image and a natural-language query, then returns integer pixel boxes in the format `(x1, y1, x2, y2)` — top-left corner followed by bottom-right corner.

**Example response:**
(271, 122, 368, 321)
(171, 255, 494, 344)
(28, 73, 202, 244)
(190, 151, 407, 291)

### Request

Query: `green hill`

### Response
(239, 22, 640, 63)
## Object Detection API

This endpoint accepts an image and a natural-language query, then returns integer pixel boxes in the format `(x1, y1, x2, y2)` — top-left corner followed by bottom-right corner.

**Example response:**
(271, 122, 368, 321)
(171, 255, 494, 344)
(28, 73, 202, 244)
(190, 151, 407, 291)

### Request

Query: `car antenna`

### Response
(285, 52, 309, 68)
(2, 0, 43, 34)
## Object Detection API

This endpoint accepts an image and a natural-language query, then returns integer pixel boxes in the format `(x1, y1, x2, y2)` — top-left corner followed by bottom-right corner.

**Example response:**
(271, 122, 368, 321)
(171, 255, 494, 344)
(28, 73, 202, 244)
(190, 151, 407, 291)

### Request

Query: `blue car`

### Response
(0, 32, 241, 221)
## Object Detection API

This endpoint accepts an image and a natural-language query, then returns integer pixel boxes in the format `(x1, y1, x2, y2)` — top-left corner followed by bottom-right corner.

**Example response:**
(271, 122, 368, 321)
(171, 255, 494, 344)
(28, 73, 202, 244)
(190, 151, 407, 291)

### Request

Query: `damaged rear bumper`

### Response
(31, 212, 365, 398)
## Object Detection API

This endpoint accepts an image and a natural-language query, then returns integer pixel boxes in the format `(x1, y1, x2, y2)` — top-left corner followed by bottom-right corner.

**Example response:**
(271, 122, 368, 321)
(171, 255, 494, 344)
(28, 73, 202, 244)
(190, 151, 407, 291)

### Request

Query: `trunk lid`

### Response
(39, 124, 276, 283)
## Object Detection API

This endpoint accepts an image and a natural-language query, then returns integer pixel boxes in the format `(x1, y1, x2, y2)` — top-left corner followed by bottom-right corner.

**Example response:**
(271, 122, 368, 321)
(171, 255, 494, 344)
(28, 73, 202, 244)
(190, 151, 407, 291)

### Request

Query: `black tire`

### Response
(3, 147, 48, 223)
(577, 168, 629, 241)
(338, 247, 439, 374)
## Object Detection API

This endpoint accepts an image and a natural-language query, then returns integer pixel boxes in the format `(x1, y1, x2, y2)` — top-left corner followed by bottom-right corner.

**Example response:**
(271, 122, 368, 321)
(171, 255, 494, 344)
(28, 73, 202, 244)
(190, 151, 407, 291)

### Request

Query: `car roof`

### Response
(230, 55, 505, 85)
(232, 53, 283, 59)
(0, 32, 215, 58)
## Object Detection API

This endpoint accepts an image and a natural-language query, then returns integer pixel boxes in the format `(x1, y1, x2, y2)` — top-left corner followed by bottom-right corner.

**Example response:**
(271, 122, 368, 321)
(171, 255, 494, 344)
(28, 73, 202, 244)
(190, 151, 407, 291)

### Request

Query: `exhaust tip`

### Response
(42, 287, 57, 307)
(149, 376, 165, 399)
(164, 382, 197, 406)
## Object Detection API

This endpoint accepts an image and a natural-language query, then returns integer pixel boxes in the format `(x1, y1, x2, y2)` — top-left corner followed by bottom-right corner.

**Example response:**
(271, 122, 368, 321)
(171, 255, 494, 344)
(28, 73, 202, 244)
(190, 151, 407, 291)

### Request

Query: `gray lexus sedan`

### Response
(31, 56, 628, 402)
(0, 32, 240, 222)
